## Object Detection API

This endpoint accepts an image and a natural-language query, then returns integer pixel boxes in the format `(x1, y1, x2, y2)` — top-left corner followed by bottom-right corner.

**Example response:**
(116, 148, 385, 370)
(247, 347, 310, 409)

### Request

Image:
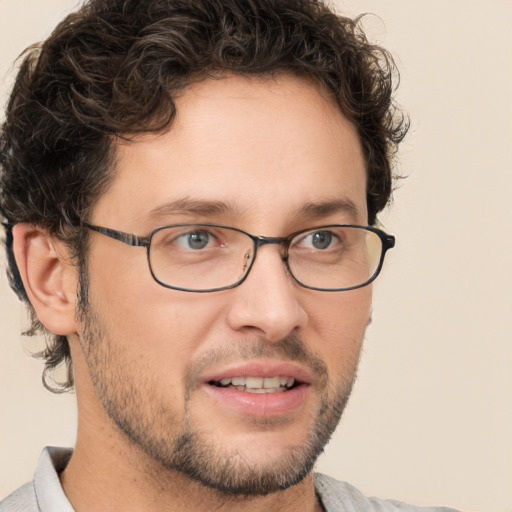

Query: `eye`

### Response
(175, 230, 214, 250)
(299, 230, 336, 250)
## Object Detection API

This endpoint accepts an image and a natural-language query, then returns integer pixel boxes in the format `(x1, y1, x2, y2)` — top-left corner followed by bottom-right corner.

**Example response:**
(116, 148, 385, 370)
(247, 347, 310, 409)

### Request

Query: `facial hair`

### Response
(78, 303, 358, 497)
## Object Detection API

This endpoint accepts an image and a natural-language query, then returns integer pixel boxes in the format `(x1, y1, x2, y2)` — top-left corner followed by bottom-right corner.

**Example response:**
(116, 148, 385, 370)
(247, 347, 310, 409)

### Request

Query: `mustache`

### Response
(184, 335, 328, 391)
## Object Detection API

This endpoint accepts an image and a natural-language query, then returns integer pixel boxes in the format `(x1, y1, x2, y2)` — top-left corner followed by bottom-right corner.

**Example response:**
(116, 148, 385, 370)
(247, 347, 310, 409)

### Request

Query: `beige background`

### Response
(1, 1, 511, 511)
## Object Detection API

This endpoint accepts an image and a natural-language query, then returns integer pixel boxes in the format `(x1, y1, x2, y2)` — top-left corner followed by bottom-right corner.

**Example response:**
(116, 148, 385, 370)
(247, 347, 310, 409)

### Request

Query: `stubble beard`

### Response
(78, 303, 358, 497)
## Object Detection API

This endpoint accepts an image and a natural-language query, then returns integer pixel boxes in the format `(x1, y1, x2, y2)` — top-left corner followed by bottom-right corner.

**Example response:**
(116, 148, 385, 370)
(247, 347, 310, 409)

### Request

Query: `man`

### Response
(0, 0, 459, 511)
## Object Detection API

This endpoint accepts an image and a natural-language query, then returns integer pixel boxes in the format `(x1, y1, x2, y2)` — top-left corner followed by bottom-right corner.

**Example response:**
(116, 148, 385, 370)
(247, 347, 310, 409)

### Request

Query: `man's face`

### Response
(76, 74, 371, 494)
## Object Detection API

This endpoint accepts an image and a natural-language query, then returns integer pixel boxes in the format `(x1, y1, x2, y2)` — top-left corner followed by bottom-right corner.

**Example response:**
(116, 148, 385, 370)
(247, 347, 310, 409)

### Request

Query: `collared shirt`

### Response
(0, 447, 462, 512)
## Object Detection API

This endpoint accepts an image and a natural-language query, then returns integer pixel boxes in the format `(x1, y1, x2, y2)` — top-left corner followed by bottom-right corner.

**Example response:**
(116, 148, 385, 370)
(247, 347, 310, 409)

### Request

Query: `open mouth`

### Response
(208, 376, 297, 394)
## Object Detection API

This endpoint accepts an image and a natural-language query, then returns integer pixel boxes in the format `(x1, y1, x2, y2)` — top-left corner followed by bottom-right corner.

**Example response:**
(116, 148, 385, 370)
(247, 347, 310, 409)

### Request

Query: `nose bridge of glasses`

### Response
(253, 235, 290, 259)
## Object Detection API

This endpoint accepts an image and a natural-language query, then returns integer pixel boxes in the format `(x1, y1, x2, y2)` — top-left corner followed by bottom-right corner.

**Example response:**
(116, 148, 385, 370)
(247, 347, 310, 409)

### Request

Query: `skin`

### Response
(14, 74, 372, 512)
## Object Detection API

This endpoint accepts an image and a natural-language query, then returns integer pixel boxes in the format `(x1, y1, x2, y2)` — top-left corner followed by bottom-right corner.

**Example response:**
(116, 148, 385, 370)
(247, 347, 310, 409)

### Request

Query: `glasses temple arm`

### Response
(83, 223, 149, 247)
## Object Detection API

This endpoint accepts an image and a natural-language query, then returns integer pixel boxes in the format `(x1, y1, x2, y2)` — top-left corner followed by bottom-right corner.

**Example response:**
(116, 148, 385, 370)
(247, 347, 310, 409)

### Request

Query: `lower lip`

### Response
(203, 384, 309, 416)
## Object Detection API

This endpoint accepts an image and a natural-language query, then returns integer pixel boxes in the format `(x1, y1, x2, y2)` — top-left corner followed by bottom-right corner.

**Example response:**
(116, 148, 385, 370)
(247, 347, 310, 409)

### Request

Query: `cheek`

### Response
(304, 287, 371, 371)
(305, 285, 371, 333)
(86, 246, 230, 371)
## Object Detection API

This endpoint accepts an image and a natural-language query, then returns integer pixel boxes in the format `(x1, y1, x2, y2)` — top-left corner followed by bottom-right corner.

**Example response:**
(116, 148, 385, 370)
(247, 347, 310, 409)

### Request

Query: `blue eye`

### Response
(299, 230, 334, 250)
(176, 231, 211, 250)
(310, 231, 333, 249)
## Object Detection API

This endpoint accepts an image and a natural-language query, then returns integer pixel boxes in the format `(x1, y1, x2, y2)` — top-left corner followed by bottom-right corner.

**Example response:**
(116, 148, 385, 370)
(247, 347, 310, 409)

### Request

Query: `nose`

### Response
(225, 245, 307, 342)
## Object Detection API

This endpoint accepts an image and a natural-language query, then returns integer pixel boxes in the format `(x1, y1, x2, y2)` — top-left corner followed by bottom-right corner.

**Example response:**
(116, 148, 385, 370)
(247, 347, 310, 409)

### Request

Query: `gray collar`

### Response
(34, 447, 73, 511)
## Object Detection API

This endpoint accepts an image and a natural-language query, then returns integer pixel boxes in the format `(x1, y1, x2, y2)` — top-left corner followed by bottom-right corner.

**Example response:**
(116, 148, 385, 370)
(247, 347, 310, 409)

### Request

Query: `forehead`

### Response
(94, 73, 367, 230)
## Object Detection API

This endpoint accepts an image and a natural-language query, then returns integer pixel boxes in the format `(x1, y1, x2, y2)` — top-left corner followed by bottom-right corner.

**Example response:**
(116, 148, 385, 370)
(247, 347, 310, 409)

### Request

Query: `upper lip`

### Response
(202, 360, 313, 385)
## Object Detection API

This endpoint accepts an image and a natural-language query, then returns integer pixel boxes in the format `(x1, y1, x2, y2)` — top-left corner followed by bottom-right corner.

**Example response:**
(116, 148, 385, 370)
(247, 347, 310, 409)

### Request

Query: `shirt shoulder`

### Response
(314, 473, 463, 512)
(1, 447, 73, 512)
(0, 482, 38, 512)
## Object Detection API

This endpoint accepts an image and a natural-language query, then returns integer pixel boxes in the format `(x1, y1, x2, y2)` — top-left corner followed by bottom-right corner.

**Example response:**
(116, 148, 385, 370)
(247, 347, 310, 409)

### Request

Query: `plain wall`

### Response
(1, 1, 511, 511)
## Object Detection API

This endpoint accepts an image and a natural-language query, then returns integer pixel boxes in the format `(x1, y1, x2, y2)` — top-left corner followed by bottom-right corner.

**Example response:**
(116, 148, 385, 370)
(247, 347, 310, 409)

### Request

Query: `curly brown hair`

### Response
(0, 0, 408, 391)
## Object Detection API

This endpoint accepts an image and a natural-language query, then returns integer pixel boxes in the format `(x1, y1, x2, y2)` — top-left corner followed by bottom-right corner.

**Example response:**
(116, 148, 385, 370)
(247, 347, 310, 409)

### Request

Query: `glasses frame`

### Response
(83, 222, 395, 293)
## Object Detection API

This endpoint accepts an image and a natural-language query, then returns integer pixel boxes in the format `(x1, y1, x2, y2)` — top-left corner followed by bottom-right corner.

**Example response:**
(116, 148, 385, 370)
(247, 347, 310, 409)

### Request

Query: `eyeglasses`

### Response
(84, 223, 395, 292)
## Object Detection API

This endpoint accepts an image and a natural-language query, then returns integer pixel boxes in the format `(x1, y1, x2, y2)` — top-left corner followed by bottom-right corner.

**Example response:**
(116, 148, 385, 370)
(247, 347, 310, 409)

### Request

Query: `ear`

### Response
(12, 224, 78, 336)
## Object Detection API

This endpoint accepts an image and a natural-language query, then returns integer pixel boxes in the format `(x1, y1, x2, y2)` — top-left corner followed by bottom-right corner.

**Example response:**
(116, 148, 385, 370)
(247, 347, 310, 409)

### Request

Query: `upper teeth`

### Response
(218, 376, 295, 389)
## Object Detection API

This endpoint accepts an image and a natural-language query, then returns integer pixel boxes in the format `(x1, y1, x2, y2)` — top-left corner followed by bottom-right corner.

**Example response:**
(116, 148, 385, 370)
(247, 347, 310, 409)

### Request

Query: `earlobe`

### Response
(12, 224, 78, 336)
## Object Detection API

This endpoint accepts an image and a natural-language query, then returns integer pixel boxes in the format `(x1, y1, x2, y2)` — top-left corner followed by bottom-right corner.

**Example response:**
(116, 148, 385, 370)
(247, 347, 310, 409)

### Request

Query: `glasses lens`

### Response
(288, 226, 383, 290)
(148, 224, 385, 292)
(148, 225, 254, 291)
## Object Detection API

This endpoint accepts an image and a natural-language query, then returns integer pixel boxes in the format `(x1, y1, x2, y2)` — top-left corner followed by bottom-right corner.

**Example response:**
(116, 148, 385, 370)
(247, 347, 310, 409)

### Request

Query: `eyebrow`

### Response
(296, 198, 361, 222)
(146, 197, 362, 225)
(147, 197, 240, 224)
